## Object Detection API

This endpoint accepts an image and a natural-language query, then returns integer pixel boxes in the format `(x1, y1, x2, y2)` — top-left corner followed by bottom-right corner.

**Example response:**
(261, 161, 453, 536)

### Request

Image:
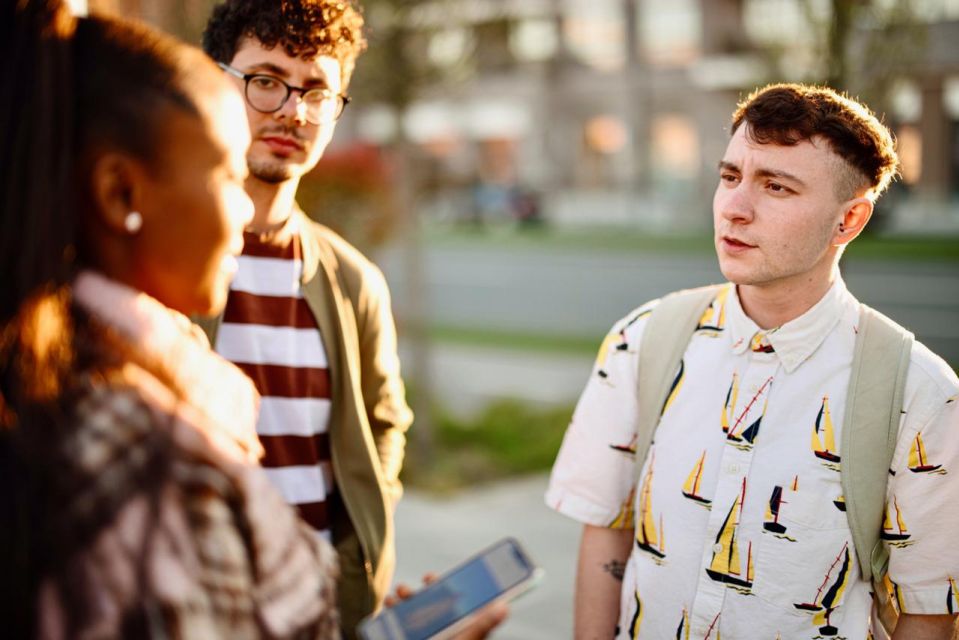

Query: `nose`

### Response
(275, 90, 308, 125)
(716, 182, 755, 225)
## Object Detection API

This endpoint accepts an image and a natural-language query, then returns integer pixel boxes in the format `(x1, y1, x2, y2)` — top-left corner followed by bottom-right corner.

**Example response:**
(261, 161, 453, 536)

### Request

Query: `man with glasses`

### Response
(200, 3, 413, 637)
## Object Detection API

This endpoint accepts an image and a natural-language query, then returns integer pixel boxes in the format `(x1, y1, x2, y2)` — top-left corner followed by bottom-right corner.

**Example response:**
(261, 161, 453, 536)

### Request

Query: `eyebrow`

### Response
(243, 63, 331, 88)
(717, 161, 808, 188)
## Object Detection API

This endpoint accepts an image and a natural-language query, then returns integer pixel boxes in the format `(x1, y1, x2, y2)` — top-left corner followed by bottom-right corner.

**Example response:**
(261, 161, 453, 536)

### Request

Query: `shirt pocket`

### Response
(753, 484, 858, 621)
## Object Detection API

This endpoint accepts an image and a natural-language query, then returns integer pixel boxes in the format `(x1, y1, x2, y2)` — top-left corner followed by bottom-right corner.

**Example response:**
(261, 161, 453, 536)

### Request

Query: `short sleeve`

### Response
(545, 301, 658, 528)
(884, 348, 959, 615)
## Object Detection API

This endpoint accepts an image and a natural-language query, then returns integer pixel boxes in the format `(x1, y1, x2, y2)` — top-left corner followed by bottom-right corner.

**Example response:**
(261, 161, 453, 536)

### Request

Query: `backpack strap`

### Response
(635, 285, 723, 488)
(840, 304, 913, 582)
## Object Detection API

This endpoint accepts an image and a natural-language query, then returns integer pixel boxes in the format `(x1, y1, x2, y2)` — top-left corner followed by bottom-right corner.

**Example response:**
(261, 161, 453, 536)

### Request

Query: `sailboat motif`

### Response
(704, 613, 721, 640)
(833, 495, 846, 512)
(609, 433, 638, 455)
(675, 607, 690, 640)
(881, 496, 911, 542)
(629, 591, 643, 639)
(728, 393, 769, 446)
(908, 432, 943, 473)
(609, 487, 637, 529)
(948, 577, 958, 615)
(706, 479, 753, 589)
(682, 451, 711, 506)
(812, 397, 841, 463)
(794, 542, 851, 638)
(721, 374, 740, 434)
(635, 455, 666, 559)
(762, 485, 788, 534)
(696, 287, 729, 334)
(813, 545, 851, 636)
(661, 360, 685, 417)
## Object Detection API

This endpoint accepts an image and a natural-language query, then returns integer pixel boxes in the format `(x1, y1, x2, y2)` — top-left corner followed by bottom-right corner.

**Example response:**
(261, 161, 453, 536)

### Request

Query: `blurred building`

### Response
(81, 0, 959, 233)
(338, 0, 959, 233)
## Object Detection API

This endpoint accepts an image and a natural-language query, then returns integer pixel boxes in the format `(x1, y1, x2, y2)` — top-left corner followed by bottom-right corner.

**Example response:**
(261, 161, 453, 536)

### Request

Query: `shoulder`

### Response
(903, 339, 959, 425)
(299, 215, 388, 292)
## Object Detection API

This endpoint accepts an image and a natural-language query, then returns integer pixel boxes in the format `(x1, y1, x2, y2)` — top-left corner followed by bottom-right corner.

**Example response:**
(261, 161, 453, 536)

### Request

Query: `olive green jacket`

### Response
(196, 210, 412, 637)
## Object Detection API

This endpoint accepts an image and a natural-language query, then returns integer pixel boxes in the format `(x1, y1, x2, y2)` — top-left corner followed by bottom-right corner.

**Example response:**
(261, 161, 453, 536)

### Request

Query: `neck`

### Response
(245, 175, 301, 234)
(737, 264, 839, 330)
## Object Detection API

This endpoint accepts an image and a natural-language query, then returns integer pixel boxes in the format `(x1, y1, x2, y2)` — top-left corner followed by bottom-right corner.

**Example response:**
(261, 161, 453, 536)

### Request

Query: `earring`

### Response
(124, 211, 143, 234)
(839, 223, 845, 232)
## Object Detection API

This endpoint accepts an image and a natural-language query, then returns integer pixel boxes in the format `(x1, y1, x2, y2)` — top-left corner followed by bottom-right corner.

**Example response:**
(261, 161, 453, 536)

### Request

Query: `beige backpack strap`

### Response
(635, 285, 722, 488)
(840, 304, 913, 635)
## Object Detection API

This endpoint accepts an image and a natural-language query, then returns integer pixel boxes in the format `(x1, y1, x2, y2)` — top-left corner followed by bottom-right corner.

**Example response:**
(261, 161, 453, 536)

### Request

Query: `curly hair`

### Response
(731, 83, 899, 200)
(202, 0, 367, 88)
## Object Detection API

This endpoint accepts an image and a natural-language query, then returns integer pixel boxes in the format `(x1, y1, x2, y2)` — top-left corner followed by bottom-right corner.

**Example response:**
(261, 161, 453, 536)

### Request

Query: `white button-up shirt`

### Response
(547, 279, 959, 639)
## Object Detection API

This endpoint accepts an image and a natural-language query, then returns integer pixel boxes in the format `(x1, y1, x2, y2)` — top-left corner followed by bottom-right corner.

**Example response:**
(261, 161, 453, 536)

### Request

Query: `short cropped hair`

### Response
(731, 83, 899, 200)
(202, 0, 367, 89)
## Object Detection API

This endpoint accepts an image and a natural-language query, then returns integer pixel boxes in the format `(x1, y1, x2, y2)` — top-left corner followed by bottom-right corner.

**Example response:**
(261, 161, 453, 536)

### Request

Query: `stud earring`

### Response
(839, 223, 845, 232)
(124, 211, 143, 234)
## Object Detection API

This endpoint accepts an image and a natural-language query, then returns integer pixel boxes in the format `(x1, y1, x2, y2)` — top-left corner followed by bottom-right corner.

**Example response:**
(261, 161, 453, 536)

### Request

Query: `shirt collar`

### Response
(725, 278, 854, 373)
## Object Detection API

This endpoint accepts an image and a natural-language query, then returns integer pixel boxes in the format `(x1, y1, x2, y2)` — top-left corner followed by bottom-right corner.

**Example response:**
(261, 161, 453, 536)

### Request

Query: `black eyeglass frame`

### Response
(218, 62, 350, 123)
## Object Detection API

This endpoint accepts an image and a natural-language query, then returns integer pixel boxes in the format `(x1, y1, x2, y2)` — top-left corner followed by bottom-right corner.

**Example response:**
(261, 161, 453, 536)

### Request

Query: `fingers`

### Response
(384, 582, 416, 607)
(453, 601, 509, 640)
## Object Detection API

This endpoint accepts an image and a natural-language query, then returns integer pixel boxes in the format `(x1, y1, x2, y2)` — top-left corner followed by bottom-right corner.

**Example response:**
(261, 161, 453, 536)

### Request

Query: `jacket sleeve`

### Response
(354, 262, 414, 507)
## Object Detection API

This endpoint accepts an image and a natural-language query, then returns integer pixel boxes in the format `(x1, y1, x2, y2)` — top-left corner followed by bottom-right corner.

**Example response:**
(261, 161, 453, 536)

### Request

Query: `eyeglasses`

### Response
(218, 62, 350, 124)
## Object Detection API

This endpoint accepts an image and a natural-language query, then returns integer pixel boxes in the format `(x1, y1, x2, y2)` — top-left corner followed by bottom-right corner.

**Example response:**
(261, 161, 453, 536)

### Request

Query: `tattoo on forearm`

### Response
(602, 560, 626, 581)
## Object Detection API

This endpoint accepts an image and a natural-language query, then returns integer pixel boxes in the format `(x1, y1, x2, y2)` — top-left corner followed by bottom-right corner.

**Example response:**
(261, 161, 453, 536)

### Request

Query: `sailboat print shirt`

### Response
(546, 279, 959, 639)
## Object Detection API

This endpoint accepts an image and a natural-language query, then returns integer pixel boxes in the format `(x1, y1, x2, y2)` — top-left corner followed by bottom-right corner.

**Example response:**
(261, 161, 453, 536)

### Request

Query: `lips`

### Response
(720, 235, 757, 255)
(260, 135, 304, 155)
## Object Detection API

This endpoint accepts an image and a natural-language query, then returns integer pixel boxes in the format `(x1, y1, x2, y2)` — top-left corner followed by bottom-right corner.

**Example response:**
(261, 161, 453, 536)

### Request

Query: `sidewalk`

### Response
(393, 474, 581, 639)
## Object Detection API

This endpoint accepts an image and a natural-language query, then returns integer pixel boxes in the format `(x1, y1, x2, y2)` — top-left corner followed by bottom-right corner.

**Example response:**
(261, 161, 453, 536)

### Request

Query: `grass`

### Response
(402, 399, 574, 493)
(431, 324, 598, 357)
(425, 225, 959, 262)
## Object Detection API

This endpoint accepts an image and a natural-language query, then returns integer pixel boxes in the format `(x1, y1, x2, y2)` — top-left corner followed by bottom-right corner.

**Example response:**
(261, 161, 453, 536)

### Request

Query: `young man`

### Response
(200, 2, 412, 636)
(547, 84, 959, 639)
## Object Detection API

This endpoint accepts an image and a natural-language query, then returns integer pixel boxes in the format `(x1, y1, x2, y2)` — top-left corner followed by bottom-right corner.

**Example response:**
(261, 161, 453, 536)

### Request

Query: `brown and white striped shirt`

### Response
(216, 216, 334, 540)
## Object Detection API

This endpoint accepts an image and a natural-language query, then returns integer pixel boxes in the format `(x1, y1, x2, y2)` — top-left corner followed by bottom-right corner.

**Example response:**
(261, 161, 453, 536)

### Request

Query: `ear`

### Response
(88, 152, 146, 235)
(833, 197, 873, 247)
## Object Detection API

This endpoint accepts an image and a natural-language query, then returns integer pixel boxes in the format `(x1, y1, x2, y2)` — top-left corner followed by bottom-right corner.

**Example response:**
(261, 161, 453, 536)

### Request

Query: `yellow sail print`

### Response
(706, 479, 753, 589)
(881, 496, 911, 542)
(595, 331, 619, 381)
(696, 286, 729, 334)
(812, 396, 841, 463)
(609, 487, 636, 529)
(629, 591, 642, 639)
(721, 373, 740, 434)
(795, 542, 851, 637)
(675, 607, 690, 640)
(635, 455, 666, 559)
(908, 432, 943, 473)
(681, 451, 711, 506)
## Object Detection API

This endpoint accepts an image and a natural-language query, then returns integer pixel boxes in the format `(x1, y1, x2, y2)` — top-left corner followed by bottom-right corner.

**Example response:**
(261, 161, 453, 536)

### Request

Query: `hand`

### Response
(385, 574, 510, 639)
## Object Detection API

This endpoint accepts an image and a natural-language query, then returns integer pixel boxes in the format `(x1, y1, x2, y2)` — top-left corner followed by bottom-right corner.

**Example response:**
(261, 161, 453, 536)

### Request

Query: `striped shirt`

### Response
(216, 216, 335, 540)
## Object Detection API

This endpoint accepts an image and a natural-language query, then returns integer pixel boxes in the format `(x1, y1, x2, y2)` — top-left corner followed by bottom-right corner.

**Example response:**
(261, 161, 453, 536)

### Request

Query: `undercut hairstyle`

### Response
(731, 83, 899, 200)
(202, 0, 367, 89)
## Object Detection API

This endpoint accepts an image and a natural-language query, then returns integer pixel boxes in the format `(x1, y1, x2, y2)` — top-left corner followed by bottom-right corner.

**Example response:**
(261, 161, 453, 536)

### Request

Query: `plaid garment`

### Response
(35, 272, 341, 639)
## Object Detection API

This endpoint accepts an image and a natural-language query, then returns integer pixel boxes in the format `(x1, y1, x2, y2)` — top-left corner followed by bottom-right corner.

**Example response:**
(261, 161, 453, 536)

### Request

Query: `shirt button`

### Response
(713, 543, 723, 553)
(727, 464, 740, 474)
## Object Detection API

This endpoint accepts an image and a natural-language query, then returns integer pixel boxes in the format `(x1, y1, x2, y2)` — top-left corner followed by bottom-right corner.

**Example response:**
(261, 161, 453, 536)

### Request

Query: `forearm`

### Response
(891, 613, 958, 640)
(575, 524, 633, 639)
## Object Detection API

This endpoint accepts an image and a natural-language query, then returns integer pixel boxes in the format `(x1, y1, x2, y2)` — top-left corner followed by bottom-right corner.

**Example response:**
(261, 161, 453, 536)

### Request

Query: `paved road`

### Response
(378, 240, 959, 367)
(393, 474, 579, 639)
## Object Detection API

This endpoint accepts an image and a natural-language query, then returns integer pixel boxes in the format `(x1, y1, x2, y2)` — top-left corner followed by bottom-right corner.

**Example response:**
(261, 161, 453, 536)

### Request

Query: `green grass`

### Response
(425, 226, 959, 261)
(402, 400, 574, 493)
(431, 325, 598, 356)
